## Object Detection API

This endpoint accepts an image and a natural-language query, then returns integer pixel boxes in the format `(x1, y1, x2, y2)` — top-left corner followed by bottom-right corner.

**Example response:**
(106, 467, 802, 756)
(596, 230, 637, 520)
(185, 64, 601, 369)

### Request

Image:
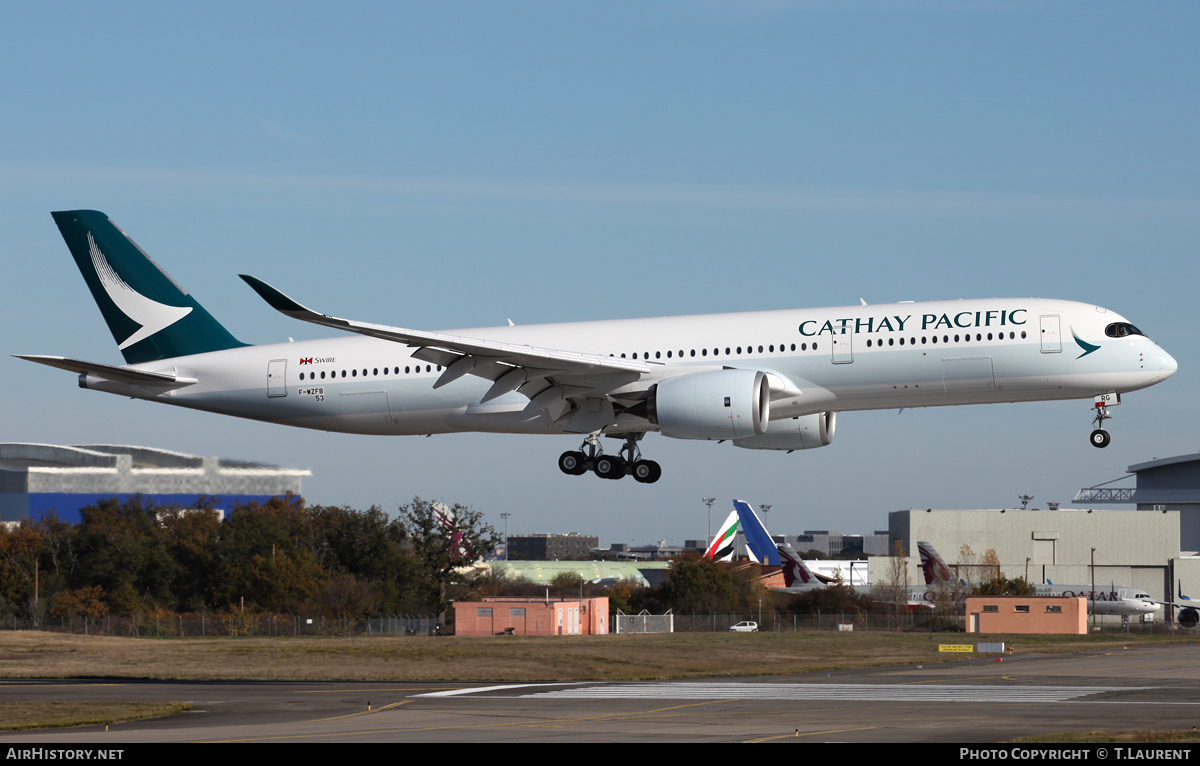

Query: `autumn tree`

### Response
(659, 554, 738, 614)
(0, 525, 45, 620)
(72, 497, 184, 613)
(394, 497, 501, 618)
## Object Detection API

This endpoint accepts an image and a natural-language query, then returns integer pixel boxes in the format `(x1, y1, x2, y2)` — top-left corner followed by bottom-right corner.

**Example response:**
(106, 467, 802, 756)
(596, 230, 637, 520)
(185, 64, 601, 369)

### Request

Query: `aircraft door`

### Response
(1039, 315, 1062, 353)
(267, 359, 287, 397)
(831, 325, 853, 364)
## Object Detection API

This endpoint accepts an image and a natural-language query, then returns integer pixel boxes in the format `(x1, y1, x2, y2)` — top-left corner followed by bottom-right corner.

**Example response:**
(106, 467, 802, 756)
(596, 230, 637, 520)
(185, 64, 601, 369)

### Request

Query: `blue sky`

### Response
(3, 2, 1197, 546)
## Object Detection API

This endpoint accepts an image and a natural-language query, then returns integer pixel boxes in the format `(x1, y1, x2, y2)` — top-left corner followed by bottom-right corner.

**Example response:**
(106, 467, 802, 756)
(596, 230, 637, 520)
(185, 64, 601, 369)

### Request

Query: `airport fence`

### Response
(671, 611, 1188, 634)
(4, 611, 1185, 637)
(3, 612, 443, 638)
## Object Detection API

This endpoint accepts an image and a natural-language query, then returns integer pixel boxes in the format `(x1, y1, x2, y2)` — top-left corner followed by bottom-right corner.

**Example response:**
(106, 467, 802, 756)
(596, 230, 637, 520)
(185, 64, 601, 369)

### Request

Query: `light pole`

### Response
(500, 513, 511, 561)
(701, 497, 716, 544)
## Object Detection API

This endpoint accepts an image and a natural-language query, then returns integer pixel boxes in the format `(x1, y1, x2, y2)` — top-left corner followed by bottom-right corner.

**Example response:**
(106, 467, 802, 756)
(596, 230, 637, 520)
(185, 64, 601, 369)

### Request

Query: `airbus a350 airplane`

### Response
(18, 210, 1178, 483)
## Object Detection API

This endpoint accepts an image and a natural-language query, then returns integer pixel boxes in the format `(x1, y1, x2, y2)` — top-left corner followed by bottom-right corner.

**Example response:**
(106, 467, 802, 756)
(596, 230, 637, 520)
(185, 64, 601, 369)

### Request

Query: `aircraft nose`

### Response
(1157, 348, 1179, 378)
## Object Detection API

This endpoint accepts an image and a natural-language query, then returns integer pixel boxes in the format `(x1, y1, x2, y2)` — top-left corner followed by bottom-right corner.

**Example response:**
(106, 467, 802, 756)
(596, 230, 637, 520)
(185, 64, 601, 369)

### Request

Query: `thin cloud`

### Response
(5, 161, 1198, 221)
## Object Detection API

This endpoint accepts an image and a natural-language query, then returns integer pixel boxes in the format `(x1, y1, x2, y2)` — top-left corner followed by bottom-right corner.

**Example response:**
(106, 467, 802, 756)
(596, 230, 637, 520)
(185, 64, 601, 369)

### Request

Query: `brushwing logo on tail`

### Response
(88, 232, 192, 349)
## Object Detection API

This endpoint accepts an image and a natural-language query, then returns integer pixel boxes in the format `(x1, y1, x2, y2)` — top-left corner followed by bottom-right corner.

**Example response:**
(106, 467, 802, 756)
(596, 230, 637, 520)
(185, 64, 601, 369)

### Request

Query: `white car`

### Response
(729, 621, 758, 632)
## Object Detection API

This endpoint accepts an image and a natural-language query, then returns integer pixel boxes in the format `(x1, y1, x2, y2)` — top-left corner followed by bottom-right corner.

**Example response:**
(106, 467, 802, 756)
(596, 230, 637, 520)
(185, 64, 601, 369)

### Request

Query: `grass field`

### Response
(0, 702, 189, 732)
(2, 629, 1195, 683)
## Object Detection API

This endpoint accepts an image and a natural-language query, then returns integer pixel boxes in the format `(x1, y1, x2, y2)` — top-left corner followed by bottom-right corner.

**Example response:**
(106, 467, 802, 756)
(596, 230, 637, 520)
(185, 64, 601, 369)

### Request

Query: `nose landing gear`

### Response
(1090, 393, 1119, 448)
(557, 432, 662, 483)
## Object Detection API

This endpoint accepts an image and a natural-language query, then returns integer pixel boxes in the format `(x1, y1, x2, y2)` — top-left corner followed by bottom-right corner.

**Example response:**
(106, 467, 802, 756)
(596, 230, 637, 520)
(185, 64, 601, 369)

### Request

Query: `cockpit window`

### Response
(1105, 322, 1145, 338)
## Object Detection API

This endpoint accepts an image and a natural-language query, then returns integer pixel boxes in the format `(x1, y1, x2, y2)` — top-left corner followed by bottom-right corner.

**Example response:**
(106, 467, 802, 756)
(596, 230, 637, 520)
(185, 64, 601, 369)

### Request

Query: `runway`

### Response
(3, 643, 1199, 743)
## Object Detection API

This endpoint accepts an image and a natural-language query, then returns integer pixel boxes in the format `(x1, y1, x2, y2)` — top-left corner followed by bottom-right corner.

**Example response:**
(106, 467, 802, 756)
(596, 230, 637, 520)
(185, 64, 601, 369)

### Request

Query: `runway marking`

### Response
(308, 699, 411, 722)
(746, 726, 880, 743)
(296, 686, 466, 694)
(420, 683, 580, 697)
(448, 682, 1153, 703)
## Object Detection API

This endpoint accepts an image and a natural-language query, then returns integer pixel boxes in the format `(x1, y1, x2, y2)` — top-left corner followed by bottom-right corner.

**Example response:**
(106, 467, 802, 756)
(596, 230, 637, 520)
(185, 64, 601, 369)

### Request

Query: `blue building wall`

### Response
(1, 493, 295, 524)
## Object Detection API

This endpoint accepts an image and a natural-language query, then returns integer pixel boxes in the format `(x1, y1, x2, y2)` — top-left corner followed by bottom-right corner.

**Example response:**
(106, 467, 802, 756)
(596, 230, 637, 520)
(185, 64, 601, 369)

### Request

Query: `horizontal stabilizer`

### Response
(14, 355, 192, 385)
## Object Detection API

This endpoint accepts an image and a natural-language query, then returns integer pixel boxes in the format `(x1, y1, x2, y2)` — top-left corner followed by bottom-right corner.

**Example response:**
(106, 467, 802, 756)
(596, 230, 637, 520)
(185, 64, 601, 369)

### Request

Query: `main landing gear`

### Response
(558, 433, 662, 483)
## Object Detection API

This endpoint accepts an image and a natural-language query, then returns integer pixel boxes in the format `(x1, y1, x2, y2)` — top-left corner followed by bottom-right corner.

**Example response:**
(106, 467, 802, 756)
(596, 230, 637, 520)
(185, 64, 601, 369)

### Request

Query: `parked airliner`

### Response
(916, 539, 1161, 618)
(18, 211, 1177, 482)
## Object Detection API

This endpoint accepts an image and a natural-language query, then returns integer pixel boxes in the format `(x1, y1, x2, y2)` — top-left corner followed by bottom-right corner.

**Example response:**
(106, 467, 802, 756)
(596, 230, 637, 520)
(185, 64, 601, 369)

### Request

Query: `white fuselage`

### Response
(81, 296, 1177, 438)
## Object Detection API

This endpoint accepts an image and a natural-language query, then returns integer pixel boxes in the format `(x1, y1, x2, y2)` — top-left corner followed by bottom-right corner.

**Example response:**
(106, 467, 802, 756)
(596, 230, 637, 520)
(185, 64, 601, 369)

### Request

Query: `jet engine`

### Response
(733, 411, 836, 451)
(1179, 607, 1199, 629)
(652, 369, 769, 440)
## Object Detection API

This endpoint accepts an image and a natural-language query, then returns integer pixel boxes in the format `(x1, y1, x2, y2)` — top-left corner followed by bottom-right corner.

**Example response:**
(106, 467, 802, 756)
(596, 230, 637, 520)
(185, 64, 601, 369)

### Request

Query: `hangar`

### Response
(1075, 453, 1200, 555)
(0, 443, 309, 523)
(885, 507, 1181, 605)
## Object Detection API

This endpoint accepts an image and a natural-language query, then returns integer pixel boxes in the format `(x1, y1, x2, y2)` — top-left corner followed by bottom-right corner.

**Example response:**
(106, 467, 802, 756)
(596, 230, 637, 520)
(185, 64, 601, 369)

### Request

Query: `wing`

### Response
(240, 275, 726, 432)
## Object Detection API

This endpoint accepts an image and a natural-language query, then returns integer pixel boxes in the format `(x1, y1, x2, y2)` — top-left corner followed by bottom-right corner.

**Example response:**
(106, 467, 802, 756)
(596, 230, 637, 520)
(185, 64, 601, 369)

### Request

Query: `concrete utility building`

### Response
(453, 597, 609, 636)
(0, 443, 310, 523)
(886, 508, 1184, 604)
(965, 596, 1088, 634)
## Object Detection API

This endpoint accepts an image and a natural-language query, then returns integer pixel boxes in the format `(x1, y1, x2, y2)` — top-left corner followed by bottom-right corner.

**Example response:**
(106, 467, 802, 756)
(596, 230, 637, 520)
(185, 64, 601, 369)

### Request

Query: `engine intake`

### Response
(653, 369, 769, 440)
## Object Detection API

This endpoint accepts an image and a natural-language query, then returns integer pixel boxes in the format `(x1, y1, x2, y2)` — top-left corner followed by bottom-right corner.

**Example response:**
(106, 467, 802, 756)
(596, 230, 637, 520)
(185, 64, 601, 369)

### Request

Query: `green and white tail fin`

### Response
(52, 210, 247, 364)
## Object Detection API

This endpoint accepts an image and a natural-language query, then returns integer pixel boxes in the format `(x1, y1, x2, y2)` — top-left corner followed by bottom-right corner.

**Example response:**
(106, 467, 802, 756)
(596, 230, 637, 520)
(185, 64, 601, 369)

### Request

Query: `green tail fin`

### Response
(51, 210, 247, 364)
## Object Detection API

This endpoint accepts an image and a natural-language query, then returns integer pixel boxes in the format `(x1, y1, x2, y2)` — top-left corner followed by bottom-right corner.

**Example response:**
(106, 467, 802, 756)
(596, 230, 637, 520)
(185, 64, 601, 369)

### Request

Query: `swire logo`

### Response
(300, 358, 313, 365)
(299, 357, 335, 364)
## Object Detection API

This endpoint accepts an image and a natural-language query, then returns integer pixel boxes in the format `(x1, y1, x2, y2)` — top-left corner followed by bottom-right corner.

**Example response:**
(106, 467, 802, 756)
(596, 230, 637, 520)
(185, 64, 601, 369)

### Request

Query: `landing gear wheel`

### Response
(1090, 429, 1111, 448)
(594, 455, 627, 480)
(558, 451, 587, 475)
(632, 459, 662, 484)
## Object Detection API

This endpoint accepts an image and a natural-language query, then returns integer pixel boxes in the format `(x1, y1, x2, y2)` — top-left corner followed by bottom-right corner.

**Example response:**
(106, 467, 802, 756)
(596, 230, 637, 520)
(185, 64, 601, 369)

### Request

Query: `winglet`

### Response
(238, 274, 315, 317)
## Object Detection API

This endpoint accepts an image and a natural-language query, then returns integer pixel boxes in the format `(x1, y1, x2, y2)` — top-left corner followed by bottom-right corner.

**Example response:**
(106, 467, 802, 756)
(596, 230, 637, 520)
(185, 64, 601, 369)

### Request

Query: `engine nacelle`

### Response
(732, 411, 836, 451)
(1179, 607, 1199, 629)
(653, 369, 769, 440)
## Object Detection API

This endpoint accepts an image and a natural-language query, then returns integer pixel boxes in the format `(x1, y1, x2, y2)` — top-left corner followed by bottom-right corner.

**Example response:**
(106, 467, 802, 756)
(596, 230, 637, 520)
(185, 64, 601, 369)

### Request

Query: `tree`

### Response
(549, 570, 584, 597)
(659, 554, 738, 614)
(72, 497, 183, 613)
(50, 585, 108, 633)
(394, 497, 501, 618)
(872, 539, 911, 621)
(0, 525, 45, 619)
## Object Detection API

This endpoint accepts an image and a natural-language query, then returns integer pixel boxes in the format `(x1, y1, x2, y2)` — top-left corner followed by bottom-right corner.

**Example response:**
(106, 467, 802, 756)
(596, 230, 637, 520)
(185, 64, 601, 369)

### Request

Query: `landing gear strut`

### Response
(557, 433, 662, 483)
(1090, 397, 1115, 449)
